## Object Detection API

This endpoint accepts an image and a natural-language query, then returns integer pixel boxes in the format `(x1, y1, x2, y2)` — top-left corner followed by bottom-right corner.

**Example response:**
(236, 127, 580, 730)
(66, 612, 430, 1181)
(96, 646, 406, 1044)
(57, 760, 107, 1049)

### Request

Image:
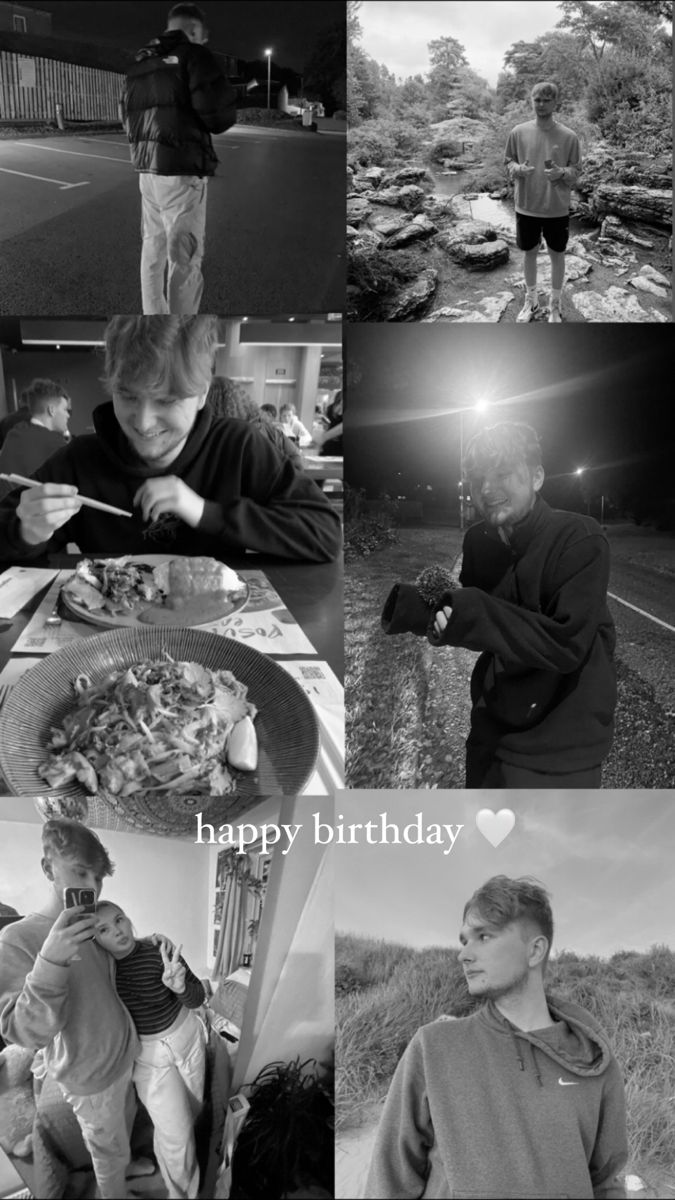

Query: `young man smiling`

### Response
(0, 316, 341, 564)
(365, 876, 628, 1200)
(505, 81, 582, 323)
(382, 422, 616, 788)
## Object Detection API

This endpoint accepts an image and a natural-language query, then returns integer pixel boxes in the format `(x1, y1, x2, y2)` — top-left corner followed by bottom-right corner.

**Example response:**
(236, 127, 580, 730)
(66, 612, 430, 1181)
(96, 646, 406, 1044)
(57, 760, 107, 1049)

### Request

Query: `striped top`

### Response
(114, 938, 205, 1036)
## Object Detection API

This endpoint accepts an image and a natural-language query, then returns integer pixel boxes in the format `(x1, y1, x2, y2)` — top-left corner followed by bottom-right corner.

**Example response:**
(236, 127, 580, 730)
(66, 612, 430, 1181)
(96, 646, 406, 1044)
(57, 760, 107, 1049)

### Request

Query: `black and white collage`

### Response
(0, 2, 673, 1199)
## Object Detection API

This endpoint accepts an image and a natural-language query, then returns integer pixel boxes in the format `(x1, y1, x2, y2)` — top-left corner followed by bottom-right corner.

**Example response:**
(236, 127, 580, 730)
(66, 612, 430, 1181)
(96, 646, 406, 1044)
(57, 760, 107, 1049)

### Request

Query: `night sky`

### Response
(19, 1, 344, 73)
(345, 325, 674, 517)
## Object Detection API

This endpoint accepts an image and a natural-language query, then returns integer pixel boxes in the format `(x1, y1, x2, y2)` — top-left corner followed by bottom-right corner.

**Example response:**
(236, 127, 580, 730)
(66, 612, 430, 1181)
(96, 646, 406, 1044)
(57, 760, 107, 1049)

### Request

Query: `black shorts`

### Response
(516, 213, 569, 253)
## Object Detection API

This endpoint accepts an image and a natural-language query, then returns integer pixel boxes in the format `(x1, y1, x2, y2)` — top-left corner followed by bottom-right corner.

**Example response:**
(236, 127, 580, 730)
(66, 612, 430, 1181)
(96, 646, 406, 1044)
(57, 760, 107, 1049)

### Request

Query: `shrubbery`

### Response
(344, 485, 401, 560)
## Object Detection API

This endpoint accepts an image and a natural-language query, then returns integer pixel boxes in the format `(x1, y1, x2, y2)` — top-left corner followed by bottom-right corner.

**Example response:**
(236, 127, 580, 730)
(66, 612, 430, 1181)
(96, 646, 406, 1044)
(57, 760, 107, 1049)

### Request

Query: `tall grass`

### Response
(336, 933, 675, 1179)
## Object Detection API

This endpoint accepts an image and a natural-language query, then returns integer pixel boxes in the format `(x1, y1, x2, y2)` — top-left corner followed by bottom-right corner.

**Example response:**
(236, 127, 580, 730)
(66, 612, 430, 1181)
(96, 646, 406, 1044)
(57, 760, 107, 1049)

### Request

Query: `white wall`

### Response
(0, 822, 211, 977)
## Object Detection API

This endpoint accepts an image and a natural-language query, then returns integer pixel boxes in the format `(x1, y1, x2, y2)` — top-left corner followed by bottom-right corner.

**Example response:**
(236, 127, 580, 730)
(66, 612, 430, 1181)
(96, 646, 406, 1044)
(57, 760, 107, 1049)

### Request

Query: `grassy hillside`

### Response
(336, 932, 675, 1186)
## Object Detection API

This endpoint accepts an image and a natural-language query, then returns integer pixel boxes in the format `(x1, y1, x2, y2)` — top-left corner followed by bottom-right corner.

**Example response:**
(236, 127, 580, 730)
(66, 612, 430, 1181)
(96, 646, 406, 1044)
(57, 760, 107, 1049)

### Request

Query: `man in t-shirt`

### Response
(504, 81, 582, 324)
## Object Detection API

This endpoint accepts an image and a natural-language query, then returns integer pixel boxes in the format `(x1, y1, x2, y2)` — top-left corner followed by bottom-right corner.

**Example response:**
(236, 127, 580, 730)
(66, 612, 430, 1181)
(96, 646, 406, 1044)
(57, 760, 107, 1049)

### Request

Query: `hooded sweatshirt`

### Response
(121, 28, 238, 176)
(0, 913, 137, 1096)
(0, 402, 341, 564)
(429, 496, 616, 772)
(365, 998, 628, 1200)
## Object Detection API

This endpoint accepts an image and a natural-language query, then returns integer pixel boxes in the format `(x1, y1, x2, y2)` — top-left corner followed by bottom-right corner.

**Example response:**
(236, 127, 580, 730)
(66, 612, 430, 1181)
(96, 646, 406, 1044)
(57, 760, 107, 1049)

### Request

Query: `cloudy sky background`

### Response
(357, 1, 568, 86)
(336, 790, 675, 956)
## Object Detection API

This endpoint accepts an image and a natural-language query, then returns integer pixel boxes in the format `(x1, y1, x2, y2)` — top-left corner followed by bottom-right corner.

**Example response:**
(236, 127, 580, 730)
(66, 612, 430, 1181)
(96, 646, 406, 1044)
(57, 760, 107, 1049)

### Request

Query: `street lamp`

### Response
(264, 48, 272, 112)
(459, 401, 490, 532)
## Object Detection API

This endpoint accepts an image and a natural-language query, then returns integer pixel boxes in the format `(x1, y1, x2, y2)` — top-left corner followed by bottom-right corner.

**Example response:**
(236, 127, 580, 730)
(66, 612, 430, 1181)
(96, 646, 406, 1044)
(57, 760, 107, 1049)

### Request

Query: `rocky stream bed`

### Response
(347, 146, 672, 323)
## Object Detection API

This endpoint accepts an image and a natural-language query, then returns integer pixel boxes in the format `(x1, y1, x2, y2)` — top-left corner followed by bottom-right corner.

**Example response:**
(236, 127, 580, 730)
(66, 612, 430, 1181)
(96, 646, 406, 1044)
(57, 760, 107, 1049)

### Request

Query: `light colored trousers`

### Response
(139, 174, 207, 315)
(60, 1065, 134, 1200)
(133, 1009, 207, 1200)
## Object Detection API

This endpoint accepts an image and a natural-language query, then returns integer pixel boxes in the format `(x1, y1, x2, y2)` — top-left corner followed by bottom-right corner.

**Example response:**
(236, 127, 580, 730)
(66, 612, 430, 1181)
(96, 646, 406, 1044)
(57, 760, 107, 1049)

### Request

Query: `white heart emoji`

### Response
(476, 808, 515, 848)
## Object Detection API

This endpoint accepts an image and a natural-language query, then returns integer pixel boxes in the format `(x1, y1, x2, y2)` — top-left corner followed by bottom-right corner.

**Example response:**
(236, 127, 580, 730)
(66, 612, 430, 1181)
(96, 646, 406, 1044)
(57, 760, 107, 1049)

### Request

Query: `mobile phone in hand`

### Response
(64, 887, 97, 914)
(544, 158, 555, 168)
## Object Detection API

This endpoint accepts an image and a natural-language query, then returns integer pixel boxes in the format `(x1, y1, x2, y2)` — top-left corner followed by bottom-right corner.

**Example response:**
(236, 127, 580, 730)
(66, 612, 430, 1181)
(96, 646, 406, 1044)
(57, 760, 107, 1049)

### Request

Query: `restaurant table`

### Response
(0, 552, 343, 682)
(300, 452, 343, 483)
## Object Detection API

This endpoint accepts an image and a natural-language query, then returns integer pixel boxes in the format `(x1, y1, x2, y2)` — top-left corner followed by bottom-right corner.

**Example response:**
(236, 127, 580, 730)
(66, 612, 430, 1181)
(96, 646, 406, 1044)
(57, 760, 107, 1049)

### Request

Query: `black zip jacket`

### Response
(0, 402, 342, 564)
(121, 29, 237, 176)
(430, 496, 616, 772)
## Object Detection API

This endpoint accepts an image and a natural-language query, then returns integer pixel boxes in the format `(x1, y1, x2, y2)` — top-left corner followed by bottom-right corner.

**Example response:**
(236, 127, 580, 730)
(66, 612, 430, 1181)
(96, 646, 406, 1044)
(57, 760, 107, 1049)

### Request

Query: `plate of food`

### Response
(60, 556, 249, 628)
(0, 626, 320, 802)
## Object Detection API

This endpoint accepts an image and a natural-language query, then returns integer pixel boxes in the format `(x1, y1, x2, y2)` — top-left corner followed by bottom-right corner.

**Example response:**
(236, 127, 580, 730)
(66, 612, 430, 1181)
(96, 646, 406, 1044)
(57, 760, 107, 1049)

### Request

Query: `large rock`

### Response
(363, 166, 386, 187)
(386, 221, 434, 248)
(346, 196, 371, 226)
(591, 185, 672, 230)
(370, 213, 411, 238)
(600, 215, 654, 249)
(380, 269, 438, 320)
(372, 185, 427, 213)
(387, 166, 432, 187)
(571, 286, 669, 323)
(424, 195, 462, 219)
(629, 275, 669, 300)
(452, 239, 509, 269)
(439, 221, 509, 269)
(424, 293, 513, 322)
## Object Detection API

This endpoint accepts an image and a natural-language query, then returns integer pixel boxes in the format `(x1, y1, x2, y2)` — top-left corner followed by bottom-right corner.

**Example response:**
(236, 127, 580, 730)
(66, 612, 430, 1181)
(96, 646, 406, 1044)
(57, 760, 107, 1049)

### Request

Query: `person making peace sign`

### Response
(94, 901, 207, 1200)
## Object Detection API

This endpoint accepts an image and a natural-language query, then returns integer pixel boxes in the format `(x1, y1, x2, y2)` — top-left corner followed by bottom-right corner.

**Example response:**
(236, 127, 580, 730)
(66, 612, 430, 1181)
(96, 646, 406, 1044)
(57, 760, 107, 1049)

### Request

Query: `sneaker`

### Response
(517, 297, 540, 322)
(548, 303, 562, 324)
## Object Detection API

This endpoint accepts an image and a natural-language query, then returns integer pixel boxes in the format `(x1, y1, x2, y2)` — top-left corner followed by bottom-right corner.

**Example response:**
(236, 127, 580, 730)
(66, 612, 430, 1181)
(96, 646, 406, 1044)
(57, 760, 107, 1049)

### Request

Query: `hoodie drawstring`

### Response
(509, 1024, 544, 1087)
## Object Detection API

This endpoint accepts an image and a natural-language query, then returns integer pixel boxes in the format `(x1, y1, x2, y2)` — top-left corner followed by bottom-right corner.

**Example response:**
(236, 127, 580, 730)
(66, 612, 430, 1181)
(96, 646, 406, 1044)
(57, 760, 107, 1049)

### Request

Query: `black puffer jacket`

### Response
(122, 29, 237, 176)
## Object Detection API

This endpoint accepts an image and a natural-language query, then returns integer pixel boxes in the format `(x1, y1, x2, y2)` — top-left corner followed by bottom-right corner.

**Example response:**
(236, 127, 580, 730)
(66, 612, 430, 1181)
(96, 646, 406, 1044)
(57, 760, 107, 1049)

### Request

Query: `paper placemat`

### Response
(10, 568, 316, 658)
(280, 660, 344, 794)
(0, 566, 58, 619)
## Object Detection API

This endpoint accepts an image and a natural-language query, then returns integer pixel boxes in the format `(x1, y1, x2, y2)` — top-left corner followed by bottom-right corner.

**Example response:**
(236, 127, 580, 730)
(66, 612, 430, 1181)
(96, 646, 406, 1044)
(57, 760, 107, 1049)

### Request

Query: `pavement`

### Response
(0, 126, 345, 314)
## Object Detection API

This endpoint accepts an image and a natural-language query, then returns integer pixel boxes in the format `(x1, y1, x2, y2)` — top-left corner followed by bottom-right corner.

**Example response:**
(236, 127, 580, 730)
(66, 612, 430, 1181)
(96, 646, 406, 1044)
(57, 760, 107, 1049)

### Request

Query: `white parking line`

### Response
(76, 138, 130, 148)
(608, 591, 675, 634)
(15, 142, 130, 164)
(0, 166, 89, 190)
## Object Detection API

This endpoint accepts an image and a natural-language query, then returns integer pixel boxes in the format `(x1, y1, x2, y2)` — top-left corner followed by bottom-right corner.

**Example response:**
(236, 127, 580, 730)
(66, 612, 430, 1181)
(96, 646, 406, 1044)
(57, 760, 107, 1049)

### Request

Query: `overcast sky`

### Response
(336, 791, 675, 956)
(358, 0, 566, 86)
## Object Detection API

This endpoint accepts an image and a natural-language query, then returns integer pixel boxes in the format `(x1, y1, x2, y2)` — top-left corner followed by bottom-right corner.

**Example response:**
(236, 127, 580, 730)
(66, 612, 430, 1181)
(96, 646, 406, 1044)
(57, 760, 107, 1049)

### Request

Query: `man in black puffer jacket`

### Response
(382, 422, 616, 788)
(121, 2, 238, 316)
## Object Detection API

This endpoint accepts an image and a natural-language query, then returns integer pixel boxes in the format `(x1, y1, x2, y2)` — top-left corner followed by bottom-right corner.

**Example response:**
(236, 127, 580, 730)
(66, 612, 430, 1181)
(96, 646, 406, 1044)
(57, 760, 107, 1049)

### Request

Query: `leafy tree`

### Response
(303, 21, 346, 114)
(557, 0, 665, 60)
(427, 34, 469, 109)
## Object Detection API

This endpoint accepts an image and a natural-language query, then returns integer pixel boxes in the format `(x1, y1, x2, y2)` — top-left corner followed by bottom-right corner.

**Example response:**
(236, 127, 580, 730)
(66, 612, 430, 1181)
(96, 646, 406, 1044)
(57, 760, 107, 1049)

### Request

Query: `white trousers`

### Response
(133, 1010, 207, 1200)
(139, 174, 207, 315)
(59, 1065, 134, 1200)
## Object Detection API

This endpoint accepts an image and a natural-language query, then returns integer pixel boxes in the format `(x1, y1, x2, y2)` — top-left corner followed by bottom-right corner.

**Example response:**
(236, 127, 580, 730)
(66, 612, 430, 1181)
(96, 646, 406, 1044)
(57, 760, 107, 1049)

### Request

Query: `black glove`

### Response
(381, 564, 457, 637)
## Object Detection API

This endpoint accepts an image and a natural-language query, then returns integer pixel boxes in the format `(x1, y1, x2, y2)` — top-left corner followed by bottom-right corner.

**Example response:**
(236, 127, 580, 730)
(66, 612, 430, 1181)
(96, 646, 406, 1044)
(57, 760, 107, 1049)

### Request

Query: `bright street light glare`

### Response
(265, 48, 272, 56)
(575, 467, 585, 475)
(474, 399, 489, 413)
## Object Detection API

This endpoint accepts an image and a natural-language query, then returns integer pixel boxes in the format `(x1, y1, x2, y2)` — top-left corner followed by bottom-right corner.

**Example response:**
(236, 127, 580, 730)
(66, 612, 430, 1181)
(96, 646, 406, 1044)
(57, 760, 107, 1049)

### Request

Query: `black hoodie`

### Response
(121, 29, 238, 176)
(429, 496, 616, 772)
(0, 402, 341, 564)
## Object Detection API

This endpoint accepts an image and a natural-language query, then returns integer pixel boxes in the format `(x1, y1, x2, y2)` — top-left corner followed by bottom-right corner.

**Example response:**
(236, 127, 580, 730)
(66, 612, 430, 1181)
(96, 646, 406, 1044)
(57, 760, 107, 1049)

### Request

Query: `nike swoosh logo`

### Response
(558, 1078, 579, 1086)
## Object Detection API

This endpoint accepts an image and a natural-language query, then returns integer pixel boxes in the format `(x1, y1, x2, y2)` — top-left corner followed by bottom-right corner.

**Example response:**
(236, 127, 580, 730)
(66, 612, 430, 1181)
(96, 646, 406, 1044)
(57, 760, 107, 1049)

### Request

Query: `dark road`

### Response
(0, 126, 345, 314)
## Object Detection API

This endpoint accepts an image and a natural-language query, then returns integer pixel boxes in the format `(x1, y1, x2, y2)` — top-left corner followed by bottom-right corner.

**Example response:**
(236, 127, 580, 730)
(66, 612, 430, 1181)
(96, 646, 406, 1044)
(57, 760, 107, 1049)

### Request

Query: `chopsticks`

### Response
(0, 474, 133, 519)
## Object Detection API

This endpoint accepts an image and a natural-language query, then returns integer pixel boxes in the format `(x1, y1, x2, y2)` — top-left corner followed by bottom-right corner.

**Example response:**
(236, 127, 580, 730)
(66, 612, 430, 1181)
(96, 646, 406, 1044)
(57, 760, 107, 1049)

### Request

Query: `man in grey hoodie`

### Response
(365, 876, 628, 1199)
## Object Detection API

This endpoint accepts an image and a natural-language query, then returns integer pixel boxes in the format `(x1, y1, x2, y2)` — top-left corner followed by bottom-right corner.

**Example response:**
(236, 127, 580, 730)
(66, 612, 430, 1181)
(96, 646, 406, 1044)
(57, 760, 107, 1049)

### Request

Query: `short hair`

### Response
(463, 875, 554, 961)
(206, 376, 258, 421)
(280, 403, 294, 417)
(167, 2, 206, 26)
(22, 378, 68, 417)
(463, 421, 542, 478)
(41, 818, 114, 877)
(260, 404, 277, 418)
(531, 80, 559, 102)
(103, 316, 218, 405)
